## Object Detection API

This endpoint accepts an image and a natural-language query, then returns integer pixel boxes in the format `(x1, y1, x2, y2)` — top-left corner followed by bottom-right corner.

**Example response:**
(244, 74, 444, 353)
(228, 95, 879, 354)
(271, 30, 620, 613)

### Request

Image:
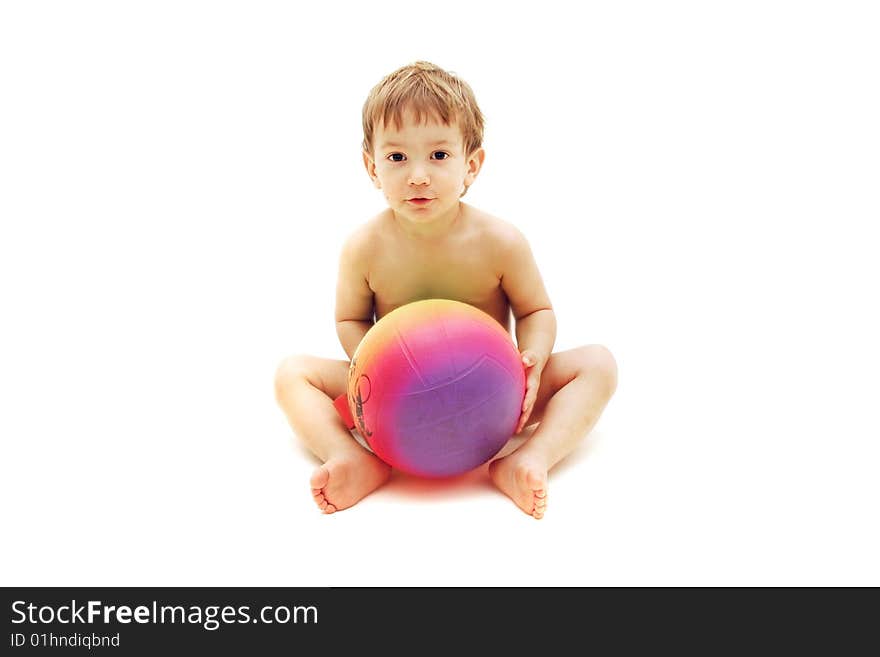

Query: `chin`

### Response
(400, 204, 441, 220)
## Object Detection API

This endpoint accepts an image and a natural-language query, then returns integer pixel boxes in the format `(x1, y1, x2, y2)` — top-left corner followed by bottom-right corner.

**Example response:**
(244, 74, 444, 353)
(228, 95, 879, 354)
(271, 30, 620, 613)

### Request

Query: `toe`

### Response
(533, 485, 547, 518)
(324, 504, 337, 514)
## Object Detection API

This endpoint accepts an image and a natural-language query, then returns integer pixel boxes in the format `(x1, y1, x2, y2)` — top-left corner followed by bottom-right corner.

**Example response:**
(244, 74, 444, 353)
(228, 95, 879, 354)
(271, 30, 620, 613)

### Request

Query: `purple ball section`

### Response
(375, 320, 523, 478)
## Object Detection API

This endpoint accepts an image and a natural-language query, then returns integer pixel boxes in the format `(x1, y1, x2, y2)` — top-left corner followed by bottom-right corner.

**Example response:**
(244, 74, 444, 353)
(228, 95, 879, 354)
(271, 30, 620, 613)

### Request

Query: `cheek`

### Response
(440, 167, 467, 189)
(378, 168, 403, 185)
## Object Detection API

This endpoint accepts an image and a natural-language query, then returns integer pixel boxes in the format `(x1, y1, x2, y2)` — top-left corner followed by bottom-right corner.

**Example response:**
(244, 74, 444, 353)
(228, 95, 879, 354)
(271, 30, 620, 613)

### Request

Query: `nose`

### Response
(408, 165, 429, 186)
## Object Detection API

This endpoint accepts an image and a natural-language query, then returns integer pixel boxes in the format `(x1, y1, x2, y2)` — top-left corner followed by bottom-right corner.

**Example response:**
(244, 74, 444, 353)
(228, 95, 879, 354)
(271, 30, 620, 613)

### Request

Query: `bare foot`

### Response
(310, 450, 391, 514)
(488, 452, 548, 519)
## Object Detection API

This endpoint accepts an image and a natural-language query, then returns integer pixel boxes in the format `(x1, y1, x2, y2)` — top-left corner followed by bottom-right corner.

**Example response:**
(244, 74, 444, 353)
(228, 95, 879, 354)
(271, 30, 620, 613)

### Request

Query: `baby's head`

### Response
(362, 61, 484, 160)
(362, 61, 486, 210)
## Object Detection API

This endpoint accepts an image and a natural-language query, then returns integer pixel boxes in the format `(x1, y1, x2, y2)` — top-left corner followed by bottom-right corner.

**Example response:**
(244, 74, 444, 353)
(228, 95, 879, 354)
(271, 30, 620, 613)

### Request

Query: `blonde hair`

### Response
(361, 61, 485, 158)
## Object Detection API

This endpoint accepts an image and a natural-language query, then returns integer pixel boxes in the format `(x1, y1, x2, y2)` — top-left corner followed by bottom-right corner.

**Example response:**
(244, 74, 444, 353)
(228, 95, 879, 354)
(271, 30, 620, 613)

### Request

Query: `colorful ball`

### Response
(335, 299, 526, 477)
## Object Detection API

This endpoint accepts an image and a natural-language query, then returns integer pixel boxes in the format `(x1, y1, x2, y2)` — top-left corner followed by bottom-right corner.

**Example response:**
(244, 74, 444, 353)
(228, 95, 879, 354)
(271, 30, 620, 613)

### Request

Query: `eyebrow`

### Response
(379, 141, 456, 149)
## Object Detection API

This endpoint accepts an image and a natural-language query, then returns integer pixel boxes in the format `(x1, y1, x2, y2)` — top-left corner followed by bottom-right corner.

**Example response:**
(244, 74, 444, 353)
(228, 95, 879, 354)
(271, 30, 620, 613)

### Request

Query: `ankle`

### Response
(327, 445, 382, 464)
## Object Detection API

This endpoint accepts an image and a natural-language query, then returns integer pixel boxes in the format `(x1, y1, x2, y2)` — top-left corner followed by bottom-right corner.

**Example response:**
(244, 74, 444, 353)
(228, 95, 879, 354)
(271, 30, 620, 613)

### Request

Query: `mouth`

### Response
(406, 198, 434, 205)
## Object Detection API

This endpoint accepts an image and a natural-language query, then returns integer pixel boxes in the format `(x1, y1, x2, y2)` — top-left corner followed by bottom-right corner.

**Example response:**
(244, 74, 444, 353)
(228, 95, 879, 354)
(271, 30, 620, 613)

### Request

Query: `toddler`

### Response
(275, 61, 617, 518)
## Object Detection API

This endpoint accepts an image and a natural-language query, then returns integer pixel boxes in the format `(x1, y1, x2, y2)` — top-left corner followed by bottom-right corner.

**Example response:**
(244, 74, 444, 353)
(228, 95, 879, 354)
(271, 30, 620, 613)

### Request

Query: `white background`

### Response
(1, 1, 878, 586)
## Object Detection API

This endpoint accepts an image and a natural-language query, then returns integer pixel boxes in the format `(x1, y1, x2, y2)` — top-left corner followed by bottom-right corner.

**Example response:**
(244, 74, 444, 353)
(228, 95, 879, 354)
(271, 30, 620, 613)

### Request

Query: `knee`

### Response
(274, 354, 312, 401)
(575, 345, 618, 396)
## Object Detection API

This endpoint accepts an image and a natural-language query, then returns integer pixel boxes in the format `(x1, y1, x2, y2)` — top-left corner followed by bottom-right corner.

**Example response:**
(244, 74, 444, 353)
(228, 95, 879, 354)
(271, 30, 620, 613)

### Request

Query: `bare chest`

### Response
(369, 241, 510, 329)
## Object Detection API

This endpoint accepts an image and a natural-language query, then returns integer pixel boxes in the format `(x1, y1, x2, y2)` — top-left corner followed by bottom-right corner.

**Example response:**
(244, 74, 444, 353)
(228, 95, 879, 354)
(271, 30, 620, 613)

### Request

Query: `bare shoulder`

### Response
(470, 204, 525, 239)
(463, 205, 530, 265)
(339, 210, 392, 265)
(465, 206, 551, 315)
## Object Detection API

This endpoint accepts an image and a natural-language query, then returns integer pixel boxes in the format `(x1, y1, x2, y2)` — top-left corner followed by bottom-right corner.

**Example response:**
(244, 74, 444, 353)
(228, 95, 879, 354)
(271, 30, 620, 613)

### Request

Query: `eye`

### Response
(387, 153, 406, 162)
(432, 151, 450, 160)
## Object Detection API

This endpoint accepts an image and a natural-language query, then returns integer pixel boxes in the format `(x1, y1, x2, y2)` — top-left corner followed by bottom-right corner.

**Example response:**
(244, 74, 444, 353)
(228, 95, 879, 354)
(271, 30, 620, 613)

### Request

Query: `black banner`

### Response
(1, 587, 874, 653)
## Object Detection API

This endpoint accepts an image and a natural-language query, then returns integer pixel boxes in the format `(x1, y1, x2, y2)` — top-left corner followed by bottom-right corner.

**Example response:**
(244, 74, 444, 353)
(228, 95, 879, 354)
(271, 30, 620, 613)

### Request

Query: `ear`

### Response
(362, 150, 382, 189)
(464, 147, 485, 188)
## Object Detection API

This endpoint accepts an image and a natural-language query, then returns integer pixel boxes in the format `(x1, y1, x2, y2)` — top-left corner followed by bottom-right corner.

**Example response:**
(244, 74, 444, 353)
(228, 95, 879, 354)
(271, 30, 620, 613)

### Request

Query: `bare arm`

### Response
(336, 320, 373, 361)
(514, 308, 557, 367)
(500, 227, 557, 367)
(498, 225, 556, 431)
(334, 233, 375, 360)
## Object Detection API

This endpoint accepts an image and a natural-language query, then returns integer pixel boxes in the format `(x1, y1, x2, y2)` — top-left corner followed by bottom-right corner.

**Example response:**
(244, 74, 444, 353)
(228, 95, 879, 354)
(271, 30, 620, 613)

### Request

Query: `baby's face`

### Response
(365, 110, 481, 226)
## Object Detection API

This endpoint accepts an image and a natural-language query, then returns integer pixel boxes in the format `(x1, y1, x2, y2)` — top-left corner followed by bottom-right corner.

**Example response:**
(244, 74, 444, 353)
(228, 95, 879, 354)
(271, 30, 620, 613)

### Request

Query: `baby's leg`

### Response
(274, 355, 390, 513)
(489, 345, 618, 519)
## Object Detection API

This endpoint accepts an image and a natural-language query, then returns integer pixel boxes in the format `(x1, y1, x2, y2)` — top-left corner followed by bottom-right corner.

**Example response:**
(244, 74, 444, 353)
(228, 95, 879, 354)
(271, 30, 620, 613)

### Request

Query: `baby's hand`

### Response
(516, 350, 543, 433)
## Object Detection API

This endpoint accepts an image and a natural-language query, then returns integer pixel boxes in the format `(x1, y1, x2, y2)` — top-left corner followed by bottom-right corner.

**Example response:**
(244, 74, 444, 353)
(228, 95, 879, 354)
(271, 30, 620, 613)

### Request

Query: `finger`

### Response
(523, 380, 539, 408)
(518, 409, 533, 433)
(519, 389, 536, 427)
